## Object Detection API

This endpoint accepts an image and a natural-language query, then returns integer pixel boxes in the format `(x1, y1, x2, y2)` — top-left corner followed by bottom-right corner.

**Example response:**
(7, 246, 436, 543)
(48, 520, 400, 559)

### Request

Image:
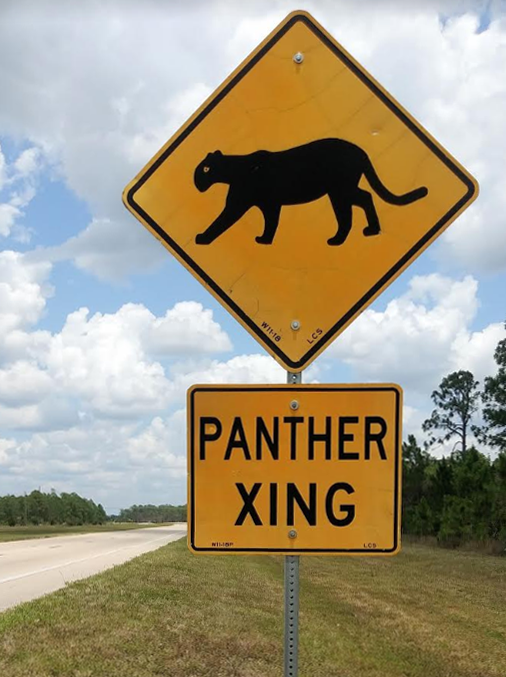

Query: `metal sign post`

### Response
(284, 555, 299, 677)
(285, 370, 301, 677)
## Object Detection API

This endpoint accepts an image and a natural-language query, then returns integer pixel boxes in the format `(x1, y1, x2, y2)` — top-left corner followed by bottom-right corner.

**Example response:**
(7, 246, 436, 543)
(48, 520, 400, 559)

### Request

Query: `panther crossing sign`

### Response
(188, 384, 402, 555)
(123, 10, 478, 372)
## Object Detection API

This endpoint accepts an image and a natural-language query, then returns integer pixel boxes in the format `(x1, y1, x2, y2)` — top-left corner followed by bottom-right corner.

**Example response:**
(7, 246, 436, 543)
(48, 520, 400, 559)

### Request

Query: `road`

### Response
(0, 524, 187, 612)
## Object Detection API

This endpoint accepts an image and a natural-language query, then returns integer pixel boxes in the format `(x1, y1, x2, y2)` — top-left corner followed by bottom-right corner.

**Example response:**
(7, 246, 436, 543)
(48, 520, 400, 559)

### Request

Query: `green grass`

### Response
(0, 522, 174, 542)
(0, 540, 504, 676)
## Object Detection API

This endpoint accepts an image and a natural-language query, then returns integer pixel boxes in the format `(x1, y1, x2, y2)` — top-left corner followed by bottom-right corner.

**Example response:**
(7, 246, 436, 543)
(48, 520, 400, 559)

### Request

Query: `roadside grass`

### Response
(0, 539, 504, 677)
(0, 522, 174, 543)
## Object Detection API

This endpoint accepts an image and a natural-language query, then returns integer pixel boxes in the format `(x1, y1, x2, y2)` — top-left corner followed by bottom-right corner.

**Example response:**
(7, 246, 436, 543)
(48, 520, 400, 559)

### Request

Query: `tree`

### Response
(438, 495, 477, 546)
(482, 328, 506, 450)
(423, 456, 455, 534)
(490, 452, 506, 545)
(422, 370, 481, 454)
(402, 435, 434, 532)
(0, 490, 108, 526)
(117, 503, 187, 523)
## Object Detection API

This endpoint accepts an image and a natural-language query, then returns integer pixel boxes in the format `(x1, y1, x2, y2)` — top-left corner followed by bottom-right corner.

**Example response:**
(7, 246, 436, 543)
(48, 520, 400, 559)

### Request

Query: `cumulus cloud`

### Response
(0, 346, 291, 505)
(38, 301, 231, 419)
(0, 436, 15, 466)
(0, 250, 53, 338)
(143, 301, 232, 356)
(0, 204, 20, 237)
(45, 217, 166, 282)
(0, 144, 6, 191)
(331, 273, 505, 393)
(0, 361, 52, 407)
(0, 250, 233, 429)
(329, 272, 505, 451)
(126, 411, 186, 474)
(0, 412, 188, 508)
(166, 353, 286, 397)
(0, 143, 41, 240)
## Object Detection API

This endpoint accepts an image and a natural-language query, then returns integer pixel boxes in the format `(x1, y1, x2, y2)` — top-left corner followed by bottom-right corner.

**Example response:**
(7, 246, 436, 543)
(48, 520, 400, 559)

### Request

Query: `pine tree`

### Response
(482, 328, 506, 450)
(422, 370, 481, 454)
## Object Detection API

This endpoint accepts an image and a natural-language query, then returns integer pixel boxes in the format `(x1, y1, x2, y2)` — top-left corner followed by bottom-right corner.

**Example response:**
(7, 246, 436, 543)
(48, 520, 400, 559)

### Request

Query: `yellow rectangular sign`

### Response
(188, 384, 402, 555)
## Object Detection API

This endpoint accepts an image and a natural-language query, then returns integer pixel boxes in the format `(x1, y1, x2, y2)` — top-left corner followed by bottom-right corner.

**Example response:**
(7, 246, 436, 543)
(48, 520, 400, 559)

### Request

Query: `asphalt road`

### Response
(0, 524, 187, 612)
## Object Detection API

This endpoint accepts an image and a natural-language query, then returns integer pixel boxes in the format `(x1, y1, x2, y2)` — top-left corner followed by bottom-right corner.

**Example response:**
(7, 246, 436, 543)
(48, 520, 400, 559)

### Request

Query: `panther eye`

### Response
(203, 166, 210, 173)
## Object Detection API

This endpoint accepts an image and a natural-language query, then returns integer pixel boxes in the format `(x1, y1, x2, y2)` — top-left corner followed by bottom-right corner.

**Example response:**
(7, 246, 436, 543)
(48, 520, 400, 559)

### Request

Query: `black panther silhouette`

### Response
(194, 138, 428, 246)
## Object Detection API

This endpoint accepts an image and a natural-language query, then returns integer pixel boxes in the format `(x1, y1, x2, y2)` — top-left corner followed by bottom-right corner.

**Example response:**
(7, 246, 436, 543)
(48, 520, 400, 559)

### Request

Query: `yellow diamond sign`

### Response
(123, 11, 478, 372)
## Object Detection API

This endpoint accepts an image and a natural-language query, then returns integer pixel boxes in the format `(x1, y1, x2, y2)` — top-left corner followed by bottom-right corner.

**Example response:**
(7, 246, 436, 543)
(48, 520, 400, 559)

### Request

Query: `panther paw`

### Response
(327, 236, 346, 246)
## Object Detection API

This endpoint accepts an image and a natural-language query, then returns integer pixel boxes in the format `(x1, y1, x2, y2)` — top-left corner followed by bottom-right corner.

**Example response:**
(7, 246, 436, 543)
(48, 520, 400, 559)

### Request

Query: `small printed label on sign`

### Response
(260, 321, 282, 342)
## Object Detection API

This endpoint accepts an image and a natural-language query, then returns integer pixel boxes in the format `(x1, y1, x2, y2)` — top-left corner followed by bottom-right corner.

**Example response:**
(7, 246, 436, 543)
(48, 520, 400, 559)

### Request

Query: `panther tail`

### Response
(364, 158, 428, 205)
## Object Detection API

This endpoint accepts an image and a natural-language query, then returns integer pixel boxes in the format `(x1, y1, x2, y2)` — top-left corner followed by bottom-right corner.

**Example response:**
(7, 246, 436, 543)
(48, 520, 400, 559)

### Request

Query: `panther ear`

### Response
(213, 150, 223, 157)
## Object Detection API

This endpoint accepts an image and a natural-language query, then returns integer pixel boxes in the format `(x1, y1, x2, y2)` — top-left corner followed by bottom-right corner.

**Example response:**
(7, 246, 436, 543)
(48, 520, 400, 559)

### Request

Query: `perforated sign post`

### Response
(123, 10, 478, 677)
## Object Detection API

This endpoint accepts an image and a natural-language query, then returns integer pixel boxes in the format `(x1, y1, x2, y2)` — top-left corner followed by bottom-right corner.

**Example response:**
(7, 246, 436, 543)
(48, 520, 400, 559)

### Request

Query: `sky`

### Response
(0, 0, 505, 513)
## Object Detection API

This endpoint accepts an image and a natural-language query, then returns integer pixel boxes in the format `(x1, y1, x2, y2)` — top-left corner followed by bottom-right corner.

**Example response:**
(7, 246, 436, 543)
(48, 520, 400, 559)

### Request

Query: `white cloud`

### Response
(451, 321, 506, 377)
(144, 301, 232, 356)
(126, 411, 186, 475)
(0, 436, 15, 466)
(38, 301, 232, 420)
(0, 143, 6, 191)
(0, 204, 20, 237)
(0, 360, 52, 407)
(0, 144, 42, 240)
(0, 398, 78, 432)
(167, 353, 286, 397)
(47, 217, 167, 282)
(0, 250, 53, 338)
(0, 261, 233, 428)
(331, 273, 505, 393)
(329, 271, 505, 452)
(125, 82, 213, 169)
(13, 147, 40, 177)
(0, 349, 288, 505)
(0, 411, 188, 508)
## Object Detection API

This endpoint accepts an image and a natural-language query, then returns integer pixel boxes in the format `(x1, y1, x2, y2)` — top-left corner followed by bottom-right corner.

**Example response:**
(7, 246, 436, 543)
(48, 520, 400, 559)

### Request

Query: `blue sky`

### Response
(0, 0, 504, 513)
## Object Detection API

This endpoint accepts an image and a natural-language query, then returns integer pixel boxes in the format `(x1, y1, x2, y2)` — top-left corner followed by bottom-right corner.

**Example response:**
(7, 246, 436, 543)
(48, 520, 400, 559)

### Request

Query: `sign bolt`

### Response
(288, 529, 298, 539)
(290, 399, 299, 411)
(291, 320, 300, 331)
(293, 52, 304, 64)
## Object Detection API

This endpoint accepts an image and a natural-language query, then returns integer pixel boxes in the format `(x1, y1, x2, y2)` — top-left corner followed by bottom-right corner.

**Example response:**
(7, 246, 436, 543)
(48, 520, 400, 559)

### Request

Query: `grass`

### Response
(0, 540, 504, 676)
(0, 522, 174, 543)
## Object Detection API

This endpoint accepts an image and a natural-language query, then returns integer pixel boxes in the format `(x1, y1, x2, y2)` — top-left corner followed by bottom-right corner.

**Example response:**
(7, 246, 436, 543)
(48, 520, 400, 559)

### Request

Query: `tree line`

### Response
(0, 490, 107, 526)
(112, 504, 187, 523)
(403, 323, 506, 550)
